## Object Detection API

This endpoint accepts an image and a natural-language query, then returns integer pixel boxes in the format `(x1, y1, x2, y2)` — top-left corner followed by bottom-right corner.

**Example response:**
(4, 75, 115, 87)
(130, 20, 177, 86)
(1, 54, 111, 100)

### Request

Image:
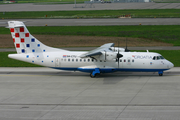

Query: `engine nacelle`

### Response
(99, 52, 117, 62)
(110, 47, 125, 52)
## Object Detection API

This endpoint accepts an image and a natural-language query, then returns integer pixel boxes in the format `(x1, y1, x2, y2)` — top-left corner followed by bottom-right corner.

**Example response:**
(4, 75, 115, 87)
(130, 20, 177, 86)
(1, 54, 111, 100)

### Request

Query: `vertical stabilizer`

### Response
(8, 21, 66, 54)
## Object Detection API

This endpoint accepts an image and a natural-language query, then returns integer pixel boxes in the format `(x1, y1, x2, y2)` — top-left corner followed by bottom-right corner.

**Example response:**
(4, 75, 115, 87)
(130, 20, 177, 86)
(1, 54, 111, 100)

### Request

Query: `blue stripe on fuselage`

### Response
(51, 67, 169, 73)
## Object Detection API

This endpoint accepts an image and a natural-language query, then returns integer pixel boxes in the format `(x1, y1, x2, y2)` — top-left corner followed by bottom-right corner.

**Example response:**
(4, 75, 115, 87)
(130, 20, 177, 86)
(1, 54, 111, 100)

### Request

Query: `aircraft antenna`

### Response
(125, 37, 130, 52)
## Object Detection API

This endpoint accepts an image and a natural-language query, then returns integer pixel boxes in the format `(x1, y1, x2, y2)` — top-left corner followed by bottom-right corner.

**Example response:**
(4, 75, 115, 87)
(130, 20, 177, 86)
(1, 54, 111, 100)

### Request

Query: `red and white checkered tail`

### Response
(8, 21, 62, 54)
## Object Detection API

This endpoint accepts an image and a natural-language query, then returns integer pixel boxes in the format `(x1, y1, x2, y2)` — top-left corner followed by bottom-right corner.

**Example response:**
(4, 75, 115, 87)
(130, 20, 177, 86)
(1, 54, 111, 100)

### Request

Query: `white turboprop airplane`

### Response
(7, 21, 174, 77)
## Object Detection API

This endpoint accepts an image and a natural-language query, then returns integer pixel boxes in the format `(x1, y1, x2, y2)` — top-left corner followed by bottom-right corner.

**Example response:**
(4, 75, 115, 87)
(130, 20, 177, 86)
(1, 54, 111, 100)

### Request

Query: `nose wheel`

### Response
(158, 71, 163, 76)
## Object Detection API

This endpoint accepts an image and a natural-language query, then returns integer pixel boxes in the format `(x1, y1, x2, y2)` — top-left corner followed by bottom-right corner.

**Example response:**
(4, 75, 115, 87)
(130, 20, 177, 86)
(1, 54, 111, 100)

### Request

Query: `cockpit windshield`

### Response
(160, 56, 165, 59)
(153, 56, 165, 60)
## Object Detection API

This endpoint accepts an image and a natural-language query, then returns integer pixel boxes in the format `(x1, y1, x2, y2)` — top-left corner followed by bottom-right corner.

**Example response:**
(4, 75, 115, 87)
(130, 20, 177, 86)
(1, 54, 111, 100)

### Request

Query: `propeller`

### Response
(104, 50, 106, 61)
(116, 41, 123, 68)
(125, 38, 130, 52)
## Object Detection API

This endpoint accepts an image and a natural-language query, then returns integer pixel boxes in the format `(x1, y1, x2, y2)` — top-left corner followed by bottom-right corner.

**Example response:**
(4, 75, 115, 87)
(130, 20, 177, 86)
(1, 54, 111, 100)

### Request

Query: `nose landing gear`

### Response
(158, 71, 163, 76)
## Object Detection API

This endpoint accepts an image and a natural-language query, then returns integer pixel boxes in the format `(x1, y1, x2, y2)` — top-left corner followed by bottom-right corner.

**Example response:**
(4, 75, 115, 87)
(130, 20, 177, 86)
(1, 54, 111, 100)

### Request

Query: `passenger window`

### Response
(76, 59, 78, 62)
(120, 59, 122, 62)
(100, 60, 102, 62)
(68, 59, 70, 62)
(64, 59, 66, 61)
(84, 59, 86, 62)
(80, 59, 82, 62)
(124, 59, 126, 62)
(132, 60, 134, 62)
(61, 59, 63, 61)
(72, 59, 74, 62)
(128, 59, 130, 62)
(88, 59, 90, 62)
(92, 59, 94, 62)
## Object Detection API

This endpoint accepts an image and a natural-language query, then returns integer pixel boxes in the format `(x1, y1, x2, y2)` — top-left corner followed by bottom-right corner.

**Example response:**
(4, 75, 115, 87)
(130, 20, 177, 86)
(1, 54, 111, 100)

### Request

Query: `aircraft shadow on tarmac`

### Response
(0, 71, 178, 77)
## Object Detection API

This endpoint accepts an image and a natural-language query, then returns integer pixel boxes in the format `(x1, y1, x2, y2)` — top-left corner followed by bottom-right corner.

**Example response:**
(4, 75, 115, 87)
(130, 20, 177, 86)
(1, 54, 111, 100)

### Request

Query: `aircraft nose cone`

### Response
(169, 62, 174, 68)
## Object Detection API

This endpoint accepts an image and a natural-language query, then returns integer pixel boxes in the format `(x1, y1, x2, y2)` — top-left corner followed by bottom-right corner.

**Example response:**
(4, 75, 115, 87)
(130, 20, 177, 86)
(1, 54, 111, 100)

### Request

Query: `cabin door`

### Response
(119, 59, 123, 68)
(55, 58, 61, 67)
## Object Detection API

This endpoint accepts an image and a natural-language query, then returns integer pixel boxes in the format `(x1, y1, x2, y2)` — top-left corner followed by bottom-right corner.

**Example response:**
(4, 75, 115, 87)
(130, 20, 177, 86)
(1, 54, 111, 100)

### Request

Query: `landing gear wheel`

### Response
(90, 68, 100, 78)
(159, 73, 163, 76)
(90, 73, 97, 78)
(158, 71, 163, 76)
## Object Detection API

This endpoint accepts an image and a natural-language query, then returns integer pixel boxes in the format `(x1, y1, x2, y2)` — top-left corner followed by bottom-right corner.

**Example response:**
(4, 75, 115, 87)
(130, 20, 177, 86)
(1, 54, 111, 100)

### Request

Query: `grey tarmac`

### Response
(1, 2, 180, 120)
(0, 3, 180, 11)
(0, 67, 180, 120)
(1, 46, 180, 52)
(1, 18, 180, 27)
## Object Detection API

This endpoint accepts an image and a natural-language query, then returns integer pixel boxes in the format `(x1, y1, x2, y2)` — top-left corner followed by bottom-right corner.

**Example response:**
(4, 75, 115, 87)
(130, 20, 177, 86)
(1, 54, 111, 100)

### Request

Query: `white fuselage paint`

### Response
(8, 51, 173, 72)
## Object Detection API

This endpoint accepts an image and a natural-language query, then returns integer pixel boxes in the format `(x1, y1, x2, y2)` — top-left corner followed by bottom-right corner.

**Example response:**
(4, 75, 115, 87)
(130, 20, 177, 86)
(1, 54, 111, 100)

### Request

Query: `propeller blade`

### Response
(118, 41, 119, 68)
(116, 41, 123, 68)
(118, 41, 120, 68)
(118, 57, 119, 68)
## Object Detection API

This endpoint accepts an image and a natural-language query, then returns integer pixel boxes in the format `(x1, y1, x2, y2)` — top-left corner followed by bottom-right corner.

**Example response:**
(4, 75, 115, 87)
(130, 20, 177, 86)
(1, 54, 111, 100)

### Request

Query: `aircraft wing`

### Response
(79, 43, 114, 58)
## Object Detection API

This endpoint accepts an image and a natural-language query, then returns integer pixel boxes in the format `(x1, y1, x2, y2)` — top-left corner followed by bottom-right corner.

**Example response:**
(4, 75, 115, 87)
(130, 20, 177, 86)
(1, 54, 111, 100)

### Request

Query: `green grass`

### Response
(0, 50, 179, 67)
(1, 25, 180, 46)
(1, 9, 180, 19)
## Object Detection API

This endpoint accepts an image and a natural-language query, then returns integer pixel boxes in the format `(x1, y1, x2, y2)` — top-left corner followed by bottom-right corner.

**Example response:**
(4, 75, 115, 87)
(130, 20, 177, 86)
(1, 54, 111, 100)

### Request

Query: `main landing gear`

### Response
(90, 73, 97, 78)
(158, 71, 163, 76)
(90, 68, 100, 78)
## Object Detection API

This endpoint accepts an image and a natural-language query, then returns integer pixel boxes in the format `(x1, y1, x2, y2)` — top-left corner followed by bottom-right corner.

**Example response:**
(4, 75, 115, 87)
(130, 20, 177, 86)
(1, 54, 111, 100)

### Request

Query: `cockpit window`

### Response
(157, 56, 161, 60)
(153, 56, 156, 60)
(153, 56, 165, 60)
(160, 56, 165, 59)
